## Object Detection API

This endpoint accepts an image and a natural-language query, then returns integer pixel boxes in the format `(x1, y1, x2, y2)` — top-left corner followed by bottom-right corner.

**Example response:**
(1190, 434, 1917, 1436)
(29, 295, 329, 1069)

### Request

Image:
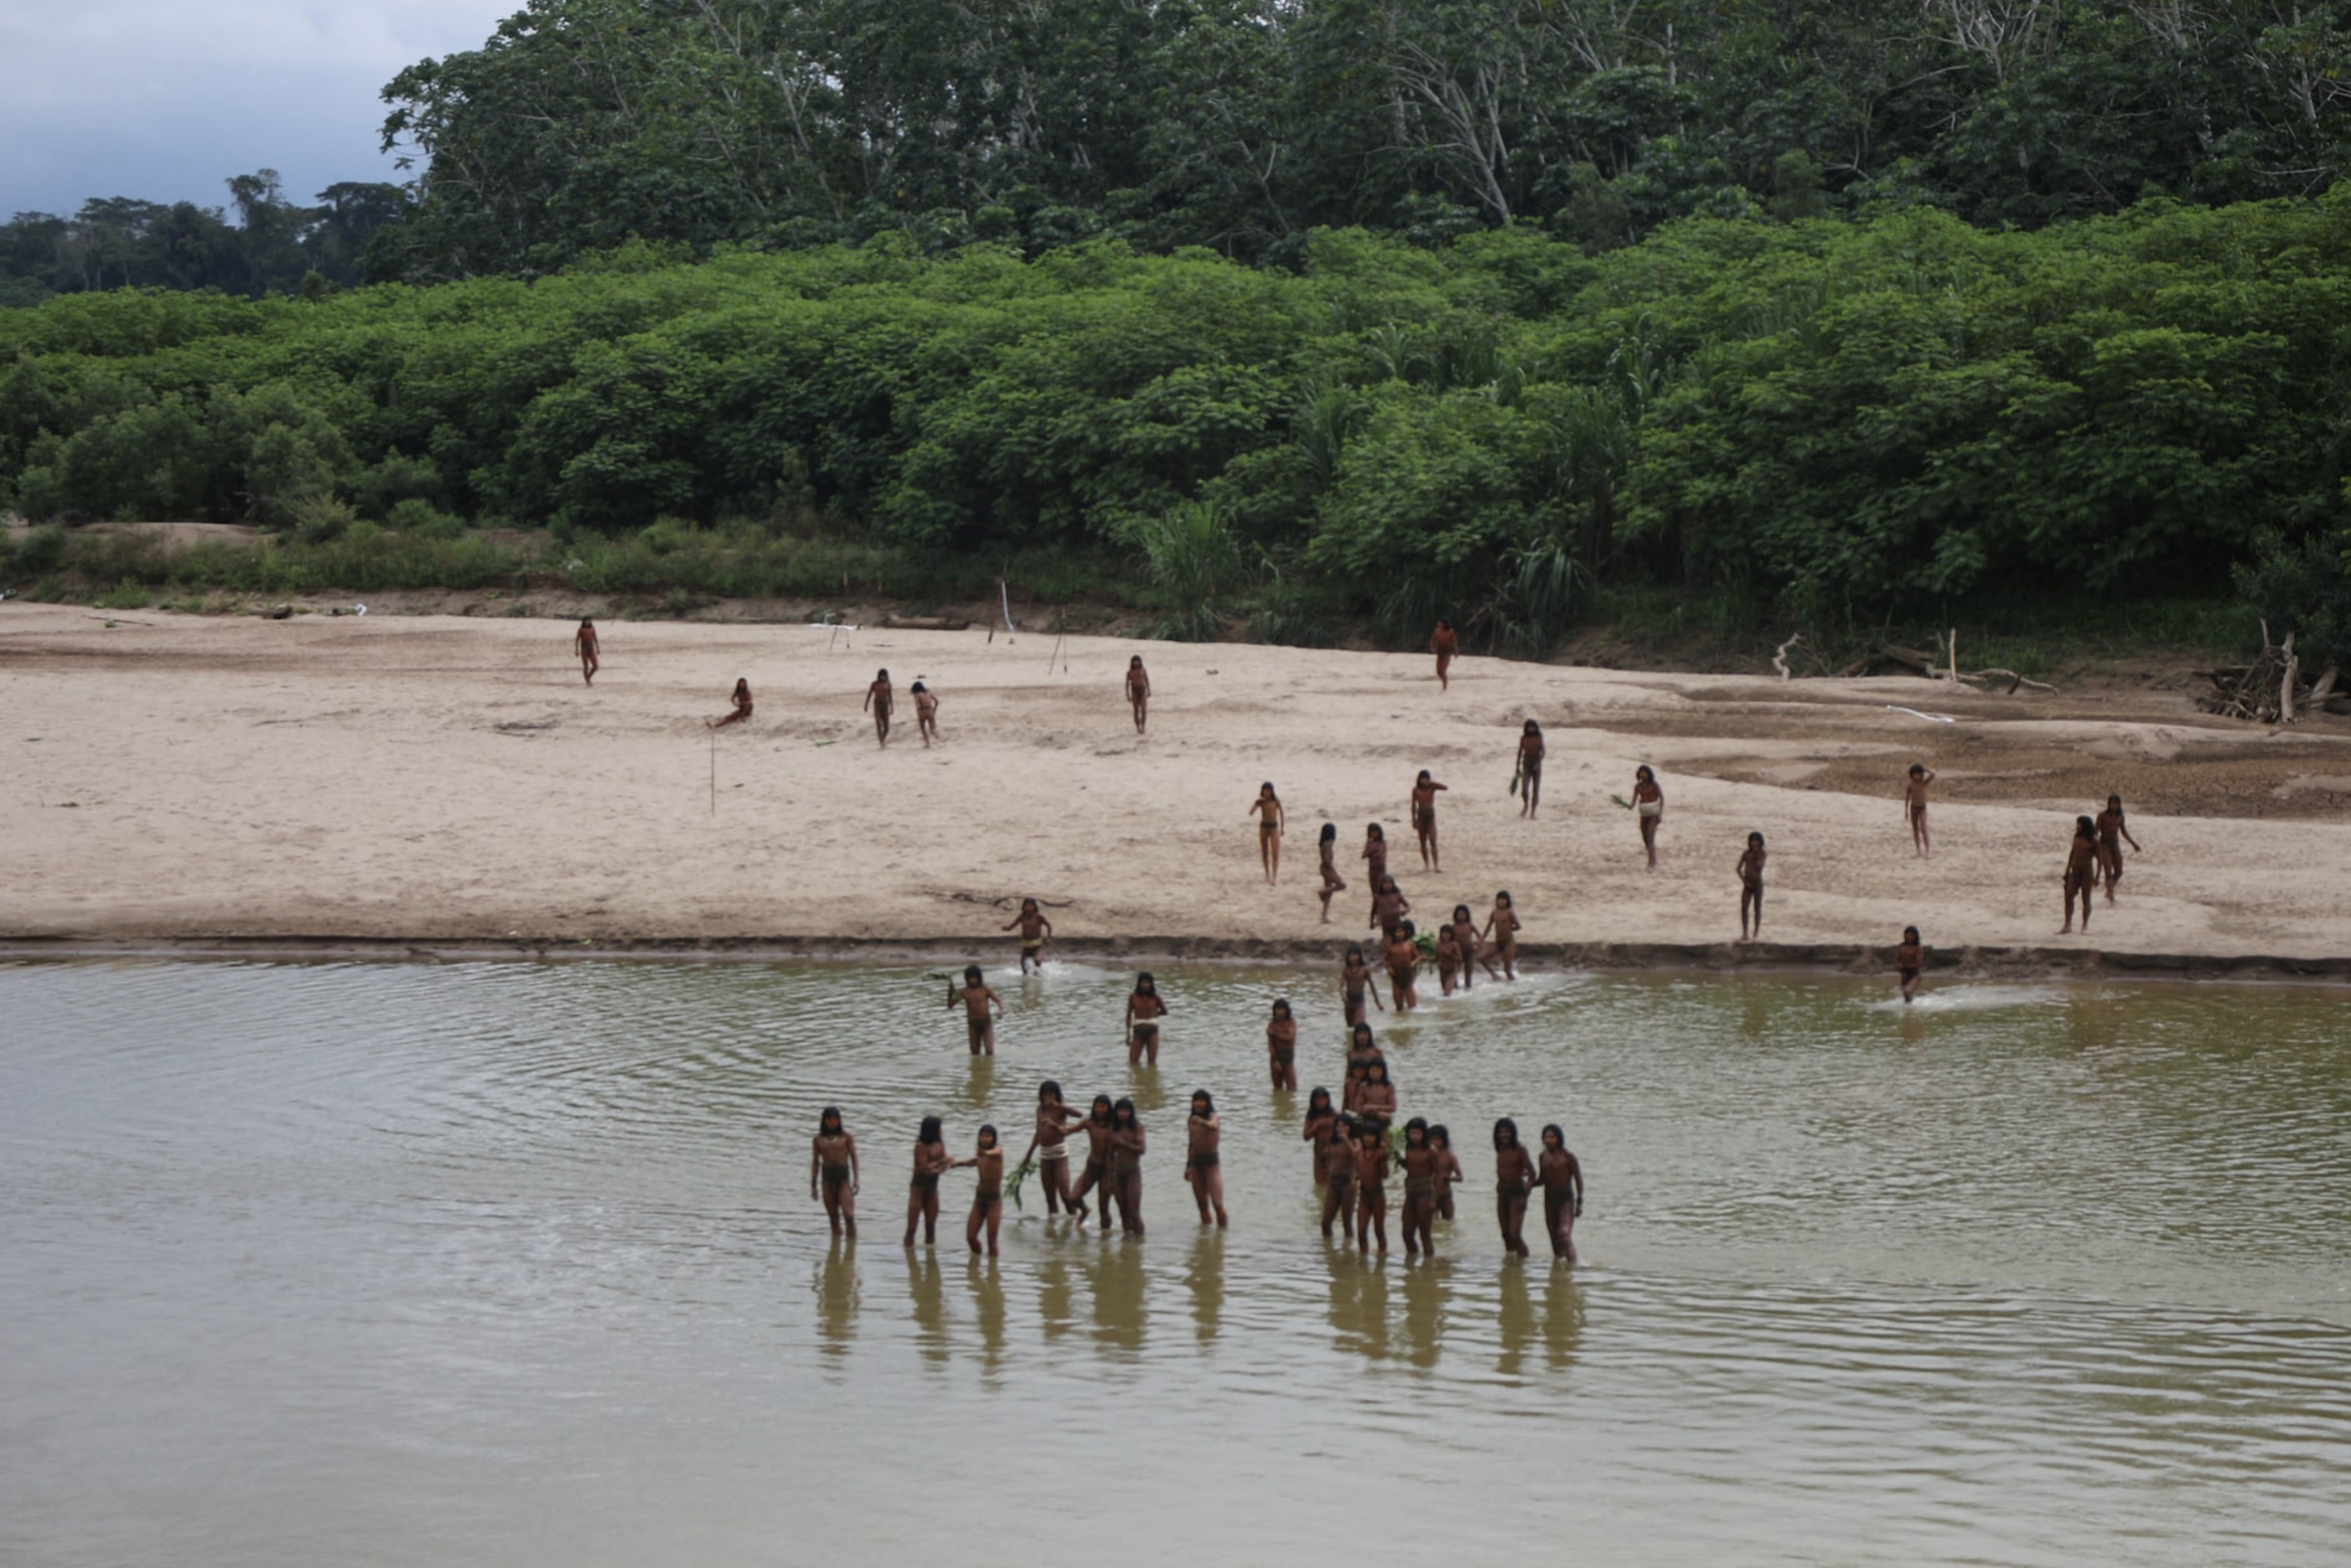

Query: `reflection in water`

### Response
(1399, 1257, 1445, 1368)
(1033, 1254, 1079, 1345)
(1542, 1267, 1585, 1370)
(965, 1258, 1007, 1376)
(906, 1249, 948, 1364)
(815, 1241, 859, 1358)
(1082, 1241, 1148, 1359)
(1496, 1259, 1536, 1380)
(1184, 1232, 1224, 1344)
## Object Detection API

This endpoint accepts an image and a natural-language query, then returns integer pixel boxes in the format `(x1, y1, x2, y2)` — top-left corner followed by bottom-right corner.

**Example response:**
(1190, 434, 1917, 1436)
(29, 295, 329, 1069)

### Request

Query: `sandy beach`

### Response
(5, 601, 2349, 977)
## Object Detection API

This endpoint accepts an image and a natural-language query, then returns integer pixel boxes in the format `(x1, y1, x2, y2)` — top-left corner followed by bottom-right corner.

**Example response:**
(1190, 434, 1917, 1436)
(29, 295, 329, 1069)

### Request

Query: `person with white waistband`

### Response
(1630, 764, 1665, 869)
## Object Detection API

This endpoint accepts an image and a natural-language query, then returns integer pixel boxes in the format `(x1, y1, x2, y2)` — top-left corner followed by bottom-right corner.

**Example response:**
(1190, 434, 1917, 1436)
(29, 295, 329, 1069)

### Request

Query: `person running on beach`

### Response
(864, 668, 893, 748)
(1126, 656, 1151, 734)
(1411, 770, 1448, 871)
(1107, 1099, 1147, 1237)
(1905, 763, 1937, 859)
(964, 1124, 1005, 1256)
(1515, 720, 1545, 817)
(572, 617, 599, 685)
(1266, 998, 1299, 1091)
(1004, 898, 1053, 973)
(1482, 892, 1521, 980)
(1431, 1124, 1464, 1224)
(1895, 925, 1925, 1004)
(1362, 823, 1391, 912)
(1021, 1080, 1088, 1221)
(1455, 903, 1496, 985)
(1341, 944, 1384, 1029)
(2095, 794, 2142, 902)
(1125, 972, 1169, 1066)
(1066, 1095, 1117, 1227)
(1354, 1122, 1391, 1253)
(1317, 823, 1347, 924)
(1370, 876, 1411, 941)
(1430, 617, 1460, 690)
(1737, 831, 1767, 941)
(912, 680, 939, 747)
(1319, 1111, 1358, 1240)
(1434, 920, 1464, 996)
(1399, 1118, 1439, 1257)
(2061, 816, 2098, 934)
(1629, 765, 1664, 868)
(948, 965, 1004, 1054)
(1184, 1090, 1228, 1228)
(1537, 1123, 1583, 1264)
(708, 677, 753, 729)
(1383, 920, 1421, 1010)
(1247, 782, 1285, 885)
(903, 1115, 952, 1247)
(811, 1107, 860, 1240)
(1494, 1118, 1535, 1257)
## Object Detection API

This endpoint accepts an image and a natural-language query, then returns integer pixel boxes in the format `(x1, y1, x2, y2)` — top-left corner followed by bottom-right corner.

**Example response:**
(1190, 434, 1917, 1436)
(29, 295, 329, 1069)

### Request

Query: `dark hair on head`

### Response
(1636, 764, 1655, 781)
(1136, 971, 1156, 991)
(1910, 762, 1925, 775)
(1111, 1097, 1138, 1127)
(1438, 616, 1453, 629)
(1367, 1058, 1389, 1082)
(978, 1123, 998, 1147)
(1091, 1094, 1115, 1116)
(1749, 831, 1765, 846)
(2107, 793, 2122, 805)
(1453, 903, 1472, 921)
(1541, 1123, 1565, 1147)
(1191, 1090, 1215, 1115)
(1404, 1116, 1428, 1143)
(820, 1105, 843, 1131)
(1496, 889, 1513, 904)
(1130, 654, 1143, 664)
(1321, 822, 1338, 843)
(1350, 1022, 1374, 1048)
(1429, 1123, 1450, 1147)
(1525, 718, 1540, 733)
(1021, 896, 1038, 908)
(917, 1115, 943, 1144)
(964, 964, 982, 982)
(2077, 814, 2097, 835)
(1273, 997, 1292, 1016)
(1366, 823, 1384, 840)
(1903, 925, 1920, 942)
(876, 668, 889, 679)
(1417, 769, 1432, 782)
(1261, 781, 1277, 794)
(1039, 1080, 1063, 1104)
(1493, 1117, 1520, 1148)
(1380, 875, 1398, 893)
(1307, 1086, 1333, 1111)
(911, 680, 927, 693)
(1346, 944, 1365, 964)
(579, 615, 593, 624)
(1398, 919, 1415, 937)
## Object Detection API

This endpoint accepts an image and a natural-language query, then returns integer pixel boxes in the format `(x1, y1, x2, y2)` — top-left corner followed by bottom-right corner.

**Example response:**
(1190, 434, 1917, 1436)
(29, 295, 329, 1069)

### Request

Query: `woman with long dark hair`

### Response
(1066, 1094, 1117, 1227)
(1108, 1098, 1147, 1237)
(1493, 1118, 1535, 1257)
(1537, 1123, 1584, 1263)
(903, 1115, 950, 1247)
(810, 1107, 859, 1239)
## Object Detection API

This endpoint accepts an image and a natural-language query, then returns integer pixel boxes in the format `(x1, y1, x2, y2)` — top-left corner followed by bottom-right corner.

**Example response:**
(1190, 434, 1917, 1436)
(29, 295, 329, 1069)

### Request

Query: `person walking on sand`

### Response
(1021, 1081, 1088, 1221)
(1369, 875, 1411, 941)
(1247, 782, 1285, 884)
(1125, 972, 1170, 1066)
(708, 677, 753, 729)
(572, 617, 599, 685)
(964, 1124, 1006, 1256)
(1482, 891, 1521, 980)
(1004, 897, 1053, 973)
(811, 1106, 860, 1240)
(1430, 617, 1460, 690)
(1411, 770, 1448, 871)
(1126, 656, 1151, 734)
(903, 1115, 952, 1247)
(1895, 925, 1925, 1004)
(1494, 1119, 1535, 1257)
(1515, 720, 1545, 817)
(1628, 766, 1664, 868)
(949, 965, 1005, 1054)
(864, 668, 894, 747)
(1317, 823, 1347, 924)
(2061, 816, 2098, 934)
(1737, 831, 1767, 941)
(1184, 1090, 1228, 1228)
(2095, 794, 2142, 902)
(1362, 823, 1390, 900)
(1537, 1123, 1583, 1263)
(1905, 763, 1937, 858)
(1266, 998, 1299, 1091)
(1107, 1098, 1147, 1237)
(1341, 944, 1384, 1029)
(912, 680, 939, 747)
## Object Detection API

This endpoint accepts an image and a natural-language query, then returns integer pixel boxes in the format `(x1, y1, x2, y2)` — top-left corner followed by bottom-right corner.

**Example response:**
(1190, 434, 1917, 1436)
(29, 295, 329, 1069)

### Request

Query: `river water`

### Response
(2, 959, 2346, 1566)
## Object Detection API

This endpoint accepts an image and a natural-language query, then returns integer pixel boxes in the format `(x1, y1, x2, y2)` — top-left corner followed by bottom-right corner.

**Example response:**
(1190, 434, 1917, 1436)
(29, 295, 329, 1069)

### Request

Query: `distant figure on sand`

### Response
(1737, 831, 1767, 941)
(912, 680, 939, 746)
(1411, 770, 1448, 871)
(1537, 1123, 1583, 1263)
(1317, 823, 1347, 923)
(1370, 875, 1411, 940)
(1362, 823, 1390, 908)
(1482, 892, 1521, 980)
(864, 668, 894, 747)
(1266, 998, 1299, 1091)
(1493, 1118, 1535, 1257)
(1430, 617, 1460, 689)
(2095, 794, 2142, 902)
(572, 617, 599, 685)
(1126, 972, 1170, 1066)
(708, 677, 753, 729)
(1515, 720, 1545, 817)
(1905, 763, 1937, 858)
(1629, 766, 1663, 868)
(1185, 1091, 1228, 1228)
(1126, 656, 1151, 733)
(964, 1124, 1005, 1256)
(903, 1115, 951, 1247)
(2061, 816, 2098, 934)
(1004, 897, 1053, 973)
(949, 965, 1004, 1054)
(811, 1106, 859, 1239)
(1248, 782, 1285, 884)
(1895, 925, 1924, 1004)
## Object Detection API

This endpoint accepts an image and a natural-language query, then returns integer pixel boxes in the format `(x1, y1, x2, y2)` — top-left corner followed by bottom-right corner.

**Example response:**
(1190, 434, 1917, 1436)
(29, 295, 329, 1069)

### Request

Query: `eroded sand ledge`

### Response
(5, 603, 2349, 979)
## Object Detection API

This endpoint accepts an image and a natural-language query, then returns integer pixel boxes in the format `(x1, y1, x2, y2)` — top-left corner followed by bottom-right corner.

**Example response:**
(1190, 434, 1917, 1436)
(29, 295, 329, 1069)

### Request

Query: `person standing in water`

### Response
(1357, 1058, 1398, 1133)
(1341, 944, 1384, 1029)
(903, 1115, 952, 1247)
(1482, 892, 1521, 980)
(1317, 823, 1347, 924)
(1125, 972, 1170, 1066)
(1399, 1117, 1439, 1257)
(1430, 617, 1460, 689)
(572, 617, 599, 685)
(1184, 1090, 1228, 1228)
(1021, 1081, 1088, 1221)
(1493, 1119, 1535, 1257)
(2095, 793, 2142, 902)
(1383, 920, 1421, 1011)
(810, 1107, 860, 1240)
(949, 965, 1004, 1054)
(2061, 816, 2098, 934)
(1066, 1095, 1118, 1228)
(1108, 1099, 1147, 1237)
(1905, 763, 1937, 859)
(1736, 831, 1767, 941)
(1125, 656, 1151, 734)
(1895, 925, 1925, 1004)
(1354, 1121, 1391, 1253)
(1410, 770, 1449, 872)
(863, 668, 894, 748)
(1247, 782, 1285, 885)
(964, 1124, 1005, 1257)
(1265, 998, 1299, 1091)
(1515, 719, 1545, 817)
(1430, 1124, 1464, 1224)
(1302, 1086, 1337, 1179)
(1630, 766, 1664, 868)
(708, 677, 753, 729)
(1004, 897, 1053, 973)
(912, 680, 940, 747)
(1434, 920, 1464, 996)
(1319, 1111, 1358, 1240)
(1537, 1123, 1584, 1264)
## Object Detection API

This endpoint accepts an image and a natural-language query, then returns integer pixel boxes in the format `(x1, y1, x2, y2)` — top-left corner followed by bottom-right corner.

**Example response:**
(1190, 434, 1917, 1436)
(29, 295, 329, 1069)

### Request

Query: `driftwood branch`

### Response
(1772, 632, 1806, 680)
(2198, 627, 2329, 721)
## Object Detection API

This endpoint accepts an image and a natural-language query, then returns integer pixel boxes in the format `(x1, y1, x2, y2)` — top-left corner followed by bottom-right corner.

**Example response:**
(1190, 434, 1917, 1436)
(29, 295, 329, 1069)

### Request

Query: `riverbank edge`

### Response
(5, 933, 2346, 985)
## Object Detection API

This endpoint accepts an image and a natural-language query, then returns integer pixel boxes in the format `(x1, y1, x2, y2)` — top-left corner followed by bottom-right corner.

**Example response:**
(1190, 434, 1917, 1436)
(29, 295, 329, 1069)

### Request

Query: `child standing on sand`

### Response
(1004, 897, 1053, 973)
(864, 668, 893, 748)
(1126, 656, 1151, 733)
(912, 680, 939, 746)
(1895, 926, 1924, 1004)
(1905, 763, 1936, 858)
(573, 617, 599, 685)
(1515, 719, 1545, 817)
(1317, 823, 1347, 924)
(2062, 817, 2098, 934)
(1125, 972, 1170, 1066)
(948, 965, 1004, 1054)
(2095, 794, 2142, 902)
(1482, 892, 1521, 980)
(1629, 766, 1663, 868)
(1369, 875, 1411, 941)
(1737, 831, 1767, 941)
(1411, 770, 1448, 872)
(1362, 823, 1390, 904)
(1247, 782, 1285, 885)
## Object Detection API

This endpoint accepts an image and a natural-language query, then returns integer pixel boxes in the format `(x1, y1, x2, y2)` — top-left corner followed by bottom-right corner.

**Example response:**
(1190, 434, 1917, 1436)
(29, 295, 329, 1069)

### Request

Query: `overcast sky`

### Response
(0, 1, 518, 217)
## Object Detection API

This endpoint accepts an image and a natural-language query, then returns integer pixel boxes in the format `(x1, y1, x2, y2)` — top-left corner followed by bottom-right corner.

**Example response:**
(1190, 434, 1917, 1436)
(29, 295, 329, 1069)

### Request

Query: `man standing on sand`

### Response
(1904, 763, 1936, 858)
(572, 617, 599, 685)
(865, 668, 893, 748)
(2095, 794, 2142, 902)
(1126, 656, 1151, 734)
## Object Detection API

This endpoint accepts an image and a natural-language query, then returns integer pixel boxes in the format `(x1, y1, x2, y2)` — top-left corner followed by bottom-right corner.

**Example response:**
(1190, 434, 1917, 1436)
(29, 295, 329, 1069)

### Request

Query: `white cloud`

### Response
(0, 0, 518, 214)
